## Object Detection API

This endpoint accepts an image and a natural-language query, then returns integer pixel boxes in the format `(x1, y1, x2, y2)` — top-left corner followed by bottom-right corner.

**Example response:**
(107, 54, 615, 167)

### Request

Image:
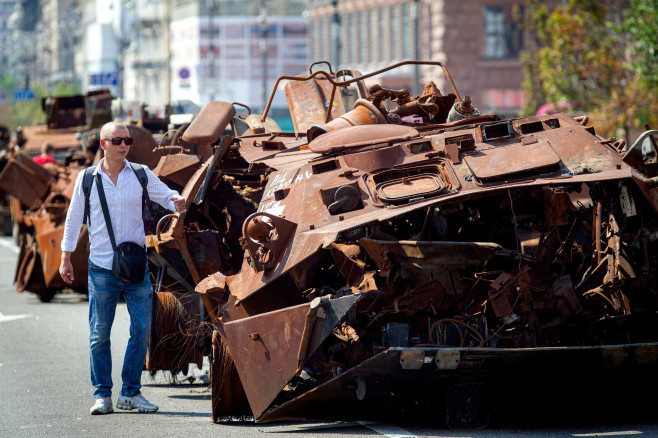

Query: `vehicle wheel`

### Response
(16, 242, 45, 294)
(38, 288, 58, 303)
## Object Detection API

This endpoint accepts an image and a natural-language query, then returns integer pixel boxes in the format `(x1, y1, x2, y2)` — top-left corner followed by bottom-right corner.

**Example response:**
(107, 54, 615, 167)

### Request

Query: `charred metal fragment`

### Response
(181, 60, 658, 426)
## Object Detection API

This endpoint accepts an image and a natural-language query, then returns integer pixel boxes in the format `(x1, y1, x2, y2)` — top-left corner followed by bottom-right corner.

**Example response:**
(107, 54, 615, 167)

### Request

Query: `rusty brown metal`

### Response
(308, 124, 419, 154)
(306, 99, 385, 140)
(463, 140, 560, 182)
(195, 271, 227, 325)
(1, 157, 90, 301)
(182, 101, 235, 145)
(261, 60, 462, 124)
(152, 153, 201, 187)
(150, 133, 236, 299)
(21, 127, 81, 154)
(217, 293, 360, 419)
(0, 153, 54, 207)
(282, 65, 367, 135)
(284, 78, 346, 134)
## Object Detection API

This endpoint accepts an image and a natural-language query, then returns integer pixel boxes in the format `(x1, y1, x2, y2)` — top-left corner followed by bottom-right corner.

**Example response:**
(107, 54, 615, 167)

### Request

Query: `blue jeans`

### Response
(88, 260, 152, 399)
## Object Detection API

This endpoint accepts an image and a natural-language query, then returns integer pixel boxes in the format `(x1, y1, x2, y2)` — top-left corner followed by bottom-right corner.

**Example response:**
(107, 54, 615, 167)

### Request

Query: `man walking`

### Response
(59, 122, 186, 415)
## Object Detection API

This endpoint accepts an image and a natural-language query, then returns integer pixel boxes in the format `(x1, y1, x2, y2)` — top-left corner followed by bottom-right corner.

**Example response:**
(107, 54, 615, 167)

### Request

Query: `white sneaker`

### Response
(90, 397, 113, 415)
(116, 393, 159, 413)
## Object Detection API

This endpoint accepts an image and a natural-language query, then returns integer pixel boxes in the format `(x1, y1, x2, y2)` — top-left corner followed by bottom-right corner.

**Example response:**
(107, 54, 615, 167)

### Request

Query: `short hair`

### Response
(100, 122, 128, 139)
(42, 142, 55, 155)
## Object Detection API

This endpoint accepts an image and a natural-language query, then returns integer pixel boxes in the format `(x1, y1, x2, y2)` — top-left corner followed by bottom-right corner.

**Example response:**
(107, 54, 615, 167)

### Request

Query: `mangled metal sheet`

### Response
(185, 60, 658, 428)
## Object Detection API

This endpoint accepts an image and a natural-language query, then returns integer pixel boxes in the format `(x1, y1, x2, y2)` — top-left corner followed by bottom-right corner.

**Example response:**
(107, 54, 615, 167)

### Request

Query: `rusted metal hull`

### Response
(183, 61, 658, 427)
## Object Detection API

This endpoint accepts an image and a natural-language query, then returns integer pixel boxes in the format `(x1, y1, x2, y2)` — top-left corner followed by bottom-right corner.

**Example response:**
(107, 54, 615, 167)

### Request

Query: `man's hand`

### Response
(172, 195, 186, 213)
(59, 252, 74, 284)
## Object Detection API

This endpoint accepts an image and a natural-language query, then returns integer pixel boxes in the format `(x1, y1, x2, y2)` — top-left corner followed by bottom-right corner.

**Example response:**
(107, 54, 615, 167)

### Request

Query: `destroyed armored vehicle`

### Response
(178, 60, 658, 427)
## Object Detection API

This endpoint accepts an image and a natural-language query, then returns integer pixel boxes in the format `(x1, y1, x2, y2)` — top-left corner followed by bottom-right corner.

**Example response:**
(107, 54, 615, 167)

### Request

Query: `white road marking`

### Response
(359, 421, 419, 438)
(0, 238, 19, 254)
(573, 432, 643, 437)
(0, 311, 33, 322)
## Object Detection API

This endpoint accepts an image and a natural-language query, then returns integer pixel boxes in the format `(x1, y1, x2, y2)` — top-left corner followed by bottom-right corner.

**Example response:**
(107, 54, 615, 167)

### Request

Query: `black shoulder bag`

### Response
(95, 173, 147, 283)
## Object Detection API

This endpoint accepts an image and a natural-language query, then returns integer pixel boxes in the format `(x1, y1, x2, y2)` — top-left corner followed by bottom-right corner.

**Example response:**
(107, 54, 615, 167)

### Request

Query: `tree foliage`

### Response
(0, 75, 81, 131)
(0, 74, 45, 130)
(520, 0, 658, 137)
(622, 0, 658, 89)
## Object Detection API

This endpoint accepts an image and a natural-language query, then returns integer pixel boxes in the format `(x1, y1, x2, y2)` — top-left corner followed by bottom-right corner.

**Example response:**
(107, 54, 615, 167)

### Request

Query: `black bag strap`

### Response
(94, 173, 117, 252)
(129, 162, 150, 204)
(82, 166, 96, 227)
(83, 162, 149, 228)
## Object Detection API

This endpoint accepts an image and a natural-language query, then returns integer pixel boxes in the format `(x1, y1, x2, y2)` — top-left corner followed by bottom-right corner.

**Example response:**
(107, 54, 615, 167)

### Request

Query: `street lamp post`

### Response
(165, 0, 171, 104)
(330, 0, 341, 71)
(412, 0, 420, 96)
(258, 0, 268, 113)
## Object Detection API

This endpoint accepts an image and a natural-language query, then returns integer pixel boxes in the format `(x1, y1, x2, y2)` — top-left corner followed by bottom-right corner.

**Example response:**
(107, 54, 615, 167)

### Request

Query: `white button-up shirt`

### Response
(61, 159, 179, 270)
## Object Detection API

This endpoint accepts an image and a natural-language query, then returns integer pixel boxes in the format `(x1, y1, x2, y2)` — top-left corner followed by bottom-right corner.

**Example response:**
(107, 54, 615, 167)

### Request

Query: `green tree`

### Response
(0, 74, 43, 129)
(622, 0, 658, 88)
(0, 75, 81, 130)
(520, 0, 658, 137)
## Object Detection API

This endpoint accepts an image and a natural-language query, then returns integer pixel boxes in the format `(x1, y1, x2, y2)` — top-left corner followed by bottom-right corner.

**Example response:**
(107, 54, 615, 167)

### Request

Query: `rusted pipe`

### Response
(595, 202, 603, 264)
(261, 60, 462, 123)
(155, 213, 176, 243)
(325, 84, 338, 124)
(309, 60, 334, 75)
(573, 115, 589, 126)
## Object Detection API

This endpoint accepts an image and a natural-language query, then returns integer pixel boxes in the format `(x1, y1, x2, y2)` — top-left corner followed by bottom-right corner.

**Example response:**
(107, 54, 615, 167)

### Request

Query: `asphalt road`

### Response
(1, 235, 658, 438)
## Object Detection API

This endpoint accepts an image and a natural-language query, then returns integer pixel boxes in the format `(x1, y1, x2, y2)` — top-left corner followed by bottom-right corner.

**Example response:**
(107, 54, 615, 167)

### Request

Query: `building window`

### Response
(483, 6, 522, 59)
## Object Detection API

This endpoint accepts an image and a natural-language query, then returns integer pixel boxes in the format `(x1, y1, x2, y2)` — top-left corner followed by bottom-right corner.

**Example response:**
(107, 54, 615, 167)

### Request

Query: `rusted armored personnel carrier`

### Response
(178, 61, 658, 427)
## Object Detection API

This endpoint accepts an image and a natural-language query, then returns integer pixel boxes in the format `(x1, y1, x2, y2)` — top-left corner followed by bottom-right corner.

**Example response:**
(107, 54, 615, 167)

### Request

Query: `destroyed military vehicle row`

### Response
(4, 60, 658, 428)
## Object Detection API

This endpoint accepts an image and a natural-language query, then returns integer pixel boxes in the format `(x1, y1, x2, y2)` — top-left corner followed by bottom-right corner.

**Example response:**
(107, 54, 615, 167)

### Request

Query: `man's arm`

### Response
(59, 251, 74, 283)
(143, 166, 186, 213)
(59, 170, 86, 281)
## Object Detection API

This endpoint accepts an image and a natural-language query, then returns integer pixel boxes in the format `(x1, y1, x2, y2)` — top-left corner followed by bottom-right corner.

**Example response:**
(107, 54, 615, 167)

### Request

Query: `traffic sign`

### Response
(89, 72, 118, 87)
(13, 89, 34, 101)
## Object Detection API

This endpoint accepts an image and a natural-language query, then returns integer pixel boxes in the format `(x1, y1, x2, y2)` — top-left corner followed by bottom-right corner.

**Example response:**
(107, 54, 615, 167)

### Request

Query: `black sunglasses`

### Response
(103, 137, 133, 146)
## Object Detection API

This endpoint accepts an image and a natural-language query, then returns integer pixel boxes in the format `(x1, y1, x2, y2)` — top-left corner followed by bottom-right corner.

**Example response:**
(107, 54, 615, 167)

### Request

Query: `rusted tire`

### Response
(38, 288, 57, 303)
(15, 243, 46, 295)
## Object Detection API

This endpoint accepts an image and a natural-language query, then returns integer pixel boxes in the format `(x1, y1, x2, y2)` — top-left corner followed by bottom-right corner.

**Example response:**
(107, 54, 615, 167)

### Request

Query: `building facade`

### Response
(308, 0, 559, 118)
(101, 0, 307, 116)
(169, 14, 307, 114)
(6, 0, 307, 118)
(0, 0, 20, 86)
